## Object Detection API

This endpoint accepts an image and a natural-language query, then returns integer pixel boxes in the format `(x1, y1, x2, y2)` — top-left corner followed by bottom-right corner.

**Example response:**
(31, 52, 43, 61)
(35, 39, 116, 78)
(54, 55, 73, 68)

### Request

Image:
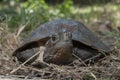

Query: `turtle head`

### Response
(44, 31, 73, 65)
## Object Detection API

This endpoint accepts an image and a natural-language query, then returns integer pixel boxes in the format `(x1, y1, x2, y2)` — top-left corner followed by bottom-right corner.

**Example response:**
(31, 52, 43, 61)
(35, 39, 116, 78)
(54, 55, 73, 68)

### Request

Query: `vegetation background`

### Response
(0, 0, 120, 79)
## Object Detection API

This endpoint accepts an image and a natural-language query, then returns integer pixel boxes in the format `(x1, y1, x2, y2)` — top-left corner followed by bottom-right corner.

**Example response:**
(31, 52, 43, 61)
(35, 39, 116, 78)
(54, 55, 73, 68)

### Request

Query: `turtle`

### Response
(12, 19, 112, 65)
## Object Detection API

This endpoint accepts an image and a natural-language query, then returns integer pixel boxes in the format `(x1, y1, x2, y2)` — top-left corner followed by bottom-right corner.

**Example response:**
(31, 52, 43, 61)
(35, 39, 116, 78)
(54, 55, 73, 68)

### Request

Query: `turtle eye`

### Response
(52, 36, 56, 41)
(51, 35, 57, 41)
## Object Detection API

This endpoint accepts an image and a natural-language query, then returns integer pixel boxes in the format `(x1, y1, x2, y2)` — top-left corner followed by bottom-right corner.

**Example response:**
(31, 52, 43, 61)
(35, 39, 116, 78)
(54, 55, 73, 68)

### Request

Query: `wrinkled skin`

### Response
(43, 32, 73, 65)
(14, 48, 39, 64)
(73, 40, 102, 62)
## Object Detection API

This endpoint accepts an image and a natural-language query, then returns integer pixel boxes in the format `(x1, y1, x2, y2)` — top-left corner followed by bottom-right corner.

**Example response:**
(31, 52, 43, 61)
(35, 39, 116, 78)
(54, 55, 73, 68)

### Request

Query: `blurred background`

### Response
(0, 0, 120, 47)
(0, 0, 120, 48)
(0, 0, 119, 32)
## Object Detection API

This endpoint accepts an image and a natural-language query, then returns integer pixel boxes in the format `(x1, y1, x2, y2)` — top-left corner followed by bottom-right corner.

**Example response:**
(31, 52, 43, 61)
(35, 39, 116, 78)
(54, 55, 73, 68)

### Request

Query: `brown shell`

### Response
(13, 19, 111, 55)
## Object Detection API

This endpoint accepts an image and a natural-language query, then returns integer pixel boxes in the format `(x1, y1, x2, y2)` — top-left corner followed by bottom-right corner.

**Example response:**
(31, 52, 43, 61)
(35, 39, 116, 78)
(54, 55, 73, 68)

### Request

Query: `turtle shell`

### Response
(13, 19, 111, 55)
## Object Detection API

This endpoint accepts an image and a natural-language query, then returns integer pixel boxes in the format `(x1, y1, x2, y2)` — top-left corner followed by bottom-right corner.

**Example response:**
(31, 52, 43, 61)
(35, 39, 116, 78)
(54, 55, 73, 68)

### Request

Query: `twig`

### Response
(24, 66, 51, 73)
(16, 21, 29, 37)
(90, 72, 97, 80)
(83, 53, 102, 63)
(10, 48, 43, 74)
(6, 37, 14, 50)
(72, 54, 87, 66)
